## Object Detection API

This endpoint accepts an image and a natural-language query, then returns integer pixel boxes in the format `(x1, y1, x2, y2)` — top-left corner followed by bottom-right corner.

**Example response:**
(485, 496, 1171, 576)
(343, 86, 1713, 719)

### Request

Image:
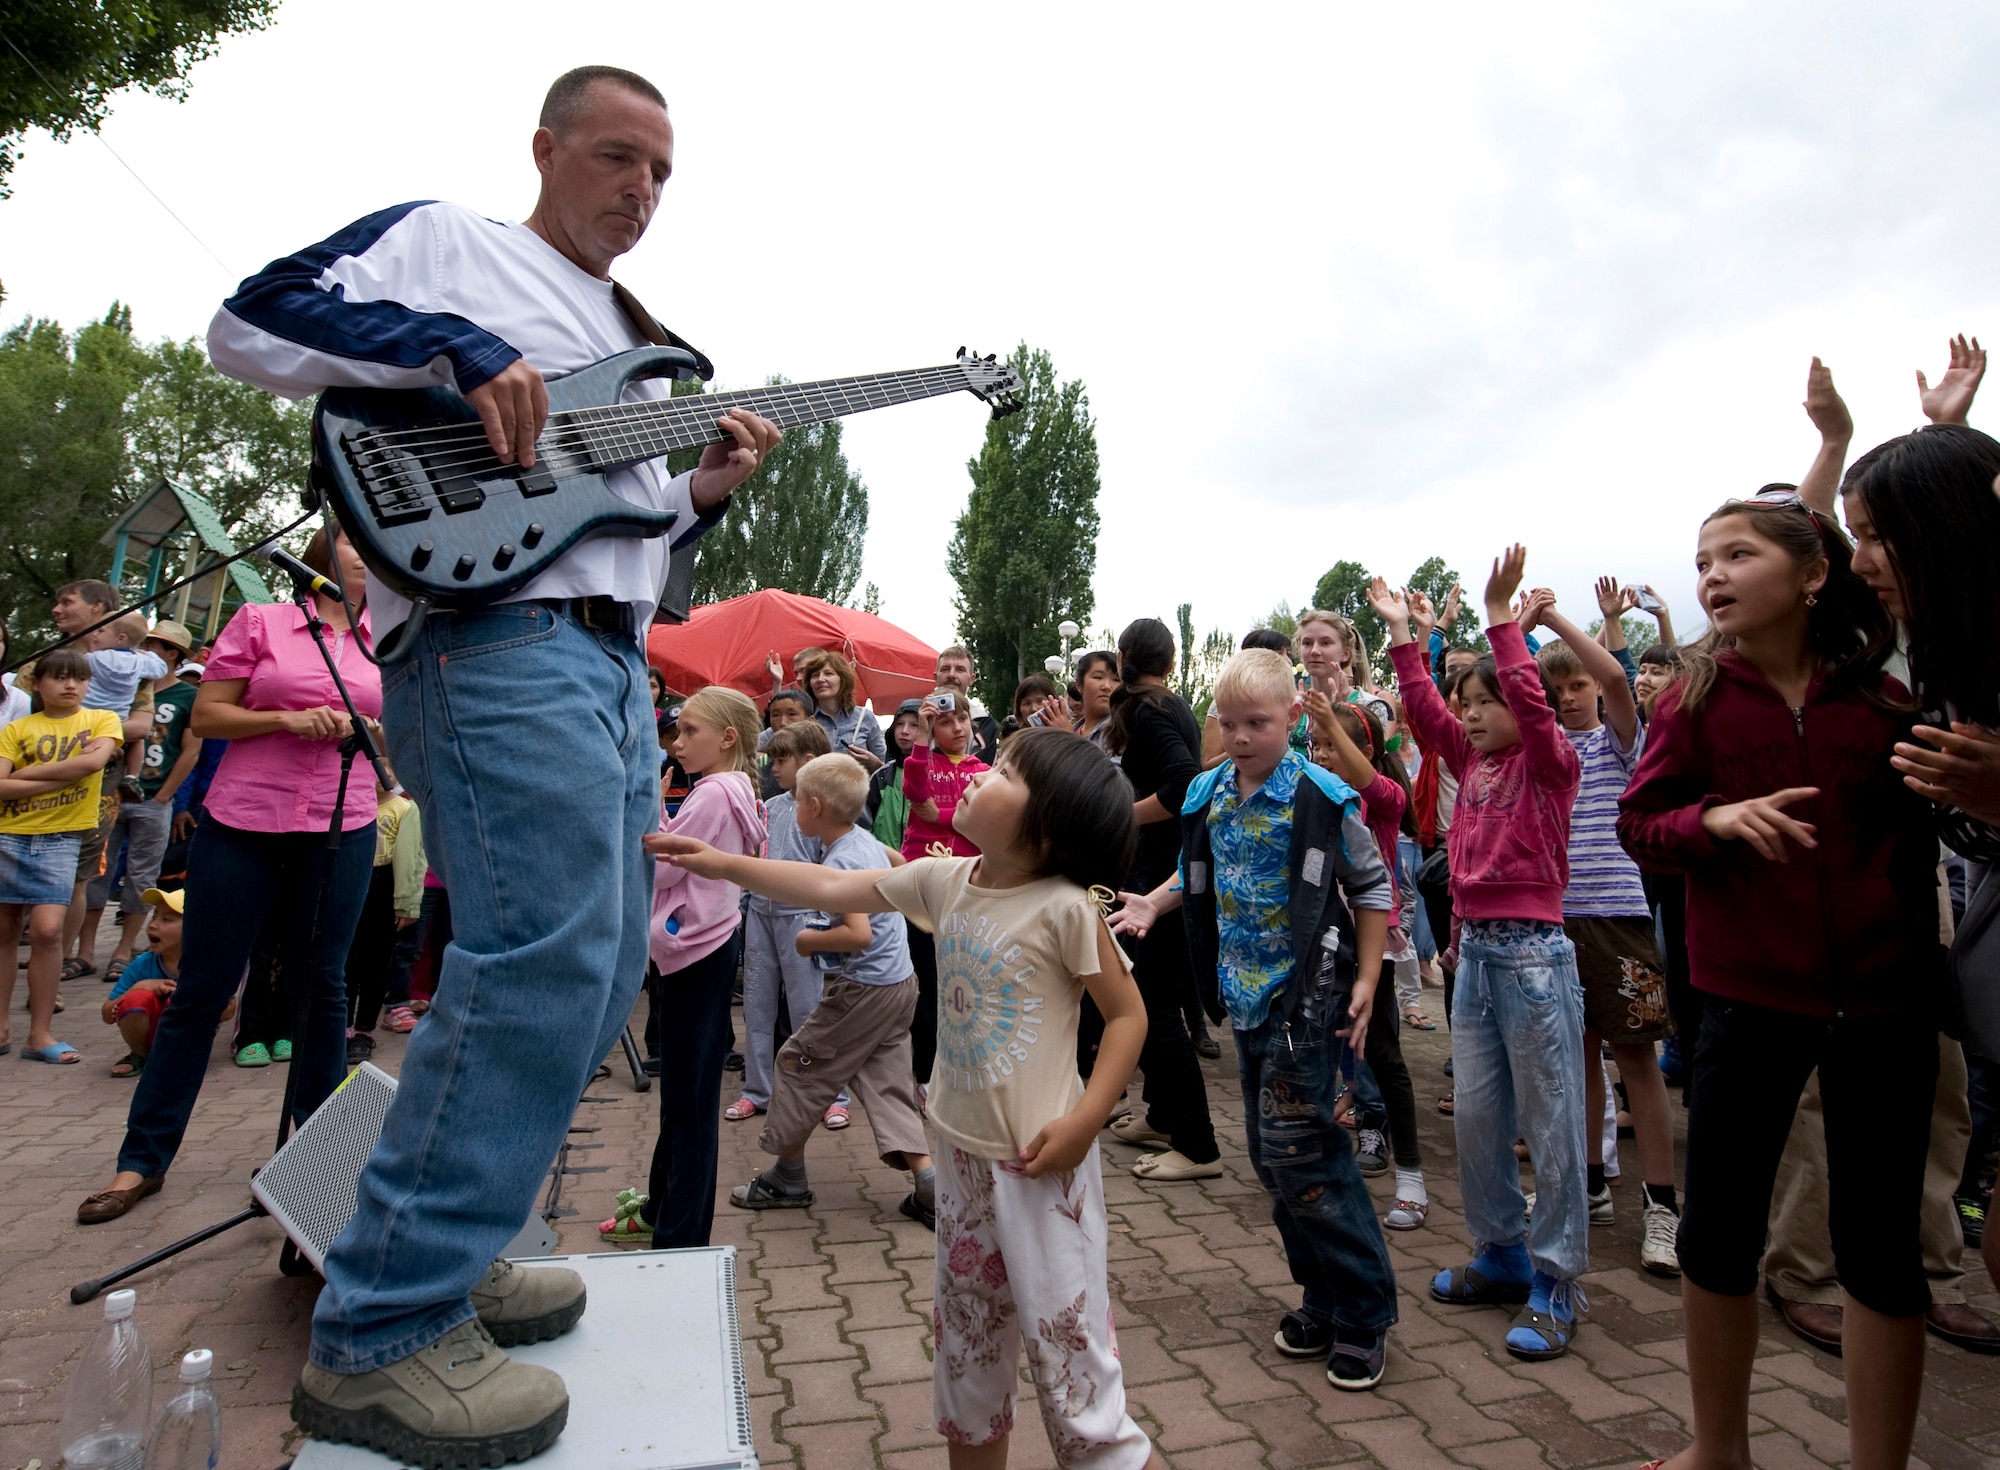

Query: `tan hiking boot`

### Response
(472, 1258, 587, 1346)
(293, 1318, 567, 1467)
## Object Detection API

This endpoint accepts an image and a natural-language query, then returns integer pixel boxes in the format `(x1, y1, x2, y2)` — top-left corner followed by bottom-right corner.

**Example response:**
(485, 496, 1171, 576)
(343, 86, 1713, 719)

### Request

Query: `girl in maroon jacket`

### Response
(1617, 491, 1939, 1470)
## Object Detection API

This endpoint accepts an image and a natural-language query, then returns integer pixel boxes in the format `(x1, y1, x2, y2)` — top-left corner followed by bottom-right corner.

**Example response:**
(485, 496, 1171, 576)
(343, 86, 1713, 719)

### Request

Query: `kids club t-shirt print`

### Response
(873, 855, 1127, 1161)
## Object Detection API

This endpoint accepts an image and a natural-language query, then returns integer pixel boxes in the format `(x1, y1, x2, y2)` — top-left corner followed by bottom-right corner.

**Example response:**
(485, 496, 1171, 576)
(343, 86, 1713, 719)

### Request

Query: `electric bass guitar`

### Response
(311, 345, 1023, 611)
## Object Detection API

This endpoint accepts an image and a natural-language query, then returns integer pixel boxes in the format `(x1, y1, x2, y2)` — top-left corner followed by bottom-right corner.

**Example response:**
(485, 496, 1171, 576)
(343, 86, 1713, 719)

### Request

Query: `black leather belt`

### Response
(533, 596, 636, 639)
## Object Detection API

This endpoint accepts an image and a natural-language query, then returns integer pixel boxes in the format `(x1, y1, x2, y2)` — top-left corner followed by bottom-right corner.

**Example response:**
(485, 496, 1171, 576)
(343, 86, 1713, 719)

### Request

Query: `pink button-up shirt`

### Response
(202, 603, 384, 834)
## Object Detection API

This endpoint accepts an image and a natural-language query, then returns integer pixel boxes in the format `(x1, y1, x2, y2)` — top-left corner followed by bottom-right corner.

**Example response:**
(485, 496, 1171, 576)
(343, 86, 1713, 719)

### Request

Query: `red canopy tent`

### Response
(647, 588, 939, 712)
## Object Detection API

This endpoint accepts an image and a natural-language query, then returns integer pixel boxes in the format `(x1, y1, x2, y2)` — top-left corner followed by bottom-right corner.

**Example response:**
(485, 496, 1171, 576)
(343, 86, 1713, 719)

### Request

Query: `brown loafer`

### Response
(77, 1176, 163, 1225)
(1766, 1282, 1842, 1356)
(1926, 1302, 2000, 1354)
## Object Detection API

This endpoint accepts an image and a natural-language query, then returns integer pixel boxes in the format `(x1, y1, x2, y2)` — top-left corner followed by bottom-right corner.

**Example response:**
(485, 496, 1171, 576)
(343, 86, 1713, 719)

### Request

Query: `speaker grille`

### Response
(250, 1061, 398, 1269)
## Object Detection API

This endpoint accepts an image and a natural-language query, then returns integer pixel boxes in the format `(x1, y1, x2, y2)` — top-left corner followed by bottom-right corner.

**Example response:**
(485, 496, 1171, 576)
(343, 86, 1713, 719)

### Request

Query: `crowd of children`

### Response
(7, 340, 2000, 1470)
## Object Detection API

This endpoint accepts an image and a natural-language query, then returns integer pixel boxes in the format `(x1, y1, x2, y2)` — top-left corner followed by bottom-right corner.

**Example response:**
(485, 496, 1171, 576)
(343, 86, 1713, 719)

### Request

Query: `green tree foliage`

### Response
(0, 305, 308, 642)
(1586, 613, 1658, 651)
(0, 0, 276, 196)
(1170, 603, 1237, 722)
(1406, 555, 1488, 656)
(1259, 601, 1298, 642)
(1309, 559, 1383, 659)
(949, 345, 1100, 709)
(689, 379, 869, 606)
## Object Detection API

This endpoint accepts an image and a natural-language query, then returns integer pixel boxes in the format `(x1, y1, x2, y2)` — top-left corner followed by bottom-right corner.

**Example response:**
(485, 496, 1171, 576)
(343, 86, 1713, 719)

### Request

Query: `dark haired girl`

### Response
(1096, 619, 1224, 1176)
(1620, 493, 1939, 1470)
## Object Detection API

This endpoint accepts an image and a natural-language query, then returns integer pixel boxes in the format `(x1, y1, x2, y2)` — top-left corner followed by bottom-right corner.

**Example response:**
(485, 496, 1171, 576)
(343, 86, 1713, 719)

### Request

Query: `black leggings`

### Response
(1125, 916, 1220, 1164)
(1356, 970, 1421, 1169)
(645, 939, 737, 1248)
(908, 923, 937, 1085)
(1677, 996, 1937, 1316)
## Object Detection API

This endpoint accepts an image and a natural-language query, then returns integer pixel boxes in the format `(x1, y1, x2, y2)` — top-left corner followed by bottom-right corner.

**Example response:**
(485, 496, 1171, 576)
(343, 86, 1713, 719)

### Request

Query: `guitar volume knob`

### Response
(410, 540, 434, 570)
(452, 554, 476, 580)
(493, 544, 517, 569)
(523, 522, 545, 547)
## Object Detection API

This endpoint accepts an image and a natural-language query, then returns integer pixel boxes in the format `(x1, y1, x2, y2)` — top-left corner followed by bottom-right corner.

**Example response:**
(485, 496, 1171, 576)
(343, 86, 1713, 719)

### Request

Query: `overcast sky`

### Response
(3, 1, 1997, 661)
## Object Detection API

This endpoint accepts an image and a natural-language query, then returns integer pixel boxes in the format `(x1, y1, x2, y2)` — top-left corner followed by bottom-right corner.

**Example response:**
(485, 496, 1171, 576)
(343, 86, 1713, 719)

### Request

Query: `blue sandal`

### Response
(23, 1041, 81, 1065)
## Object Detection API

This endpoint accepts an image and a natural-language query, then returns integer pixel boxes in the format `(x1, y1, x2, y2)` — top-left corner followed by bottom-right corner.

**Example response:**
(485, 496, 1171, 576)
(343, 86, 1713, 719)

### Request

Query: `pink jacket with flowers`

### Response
(651, 770, 763, 973)
(1388, 623, 1579, 924)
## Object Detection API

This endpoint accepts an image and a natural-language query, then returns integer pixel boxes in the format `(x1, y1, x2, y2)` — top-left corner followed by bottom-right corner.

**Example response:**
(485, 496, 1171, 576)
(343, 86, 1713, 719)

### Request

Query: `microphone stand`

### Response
(72, 571, 387, 1301)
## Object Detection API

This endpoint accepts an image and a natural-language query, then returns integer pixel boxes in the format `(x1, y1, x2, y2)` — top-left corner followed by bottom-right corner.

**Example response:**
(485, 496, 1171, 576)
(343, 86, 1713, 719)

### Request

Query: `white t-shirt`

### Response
(873, 856, 1129, 1161)
(209, 202, 704, 634)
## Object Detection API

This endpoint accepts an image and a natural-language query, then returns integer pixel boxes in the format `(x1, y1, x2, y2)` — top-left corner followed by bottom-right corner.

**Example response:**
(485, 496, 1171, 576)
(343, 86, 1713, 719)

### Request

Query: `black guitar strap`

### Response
(609, 280, 715, 382)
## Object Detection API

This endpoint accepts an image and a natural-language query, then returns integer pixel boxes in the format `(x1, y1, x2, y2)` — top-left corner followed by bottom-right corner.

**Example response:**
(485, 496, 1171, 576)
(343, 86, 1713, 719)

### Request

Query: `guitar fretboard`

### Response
(554, 365, 969, 470)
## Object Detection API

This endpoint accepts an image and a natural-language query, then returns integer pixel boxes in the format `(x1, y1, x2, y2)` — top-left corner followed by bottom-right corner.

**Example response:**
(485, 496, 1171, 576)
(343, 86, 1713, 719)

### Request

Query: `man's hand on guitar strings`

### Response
(466, 359, 551, 468)
(691, 409, 783, 508)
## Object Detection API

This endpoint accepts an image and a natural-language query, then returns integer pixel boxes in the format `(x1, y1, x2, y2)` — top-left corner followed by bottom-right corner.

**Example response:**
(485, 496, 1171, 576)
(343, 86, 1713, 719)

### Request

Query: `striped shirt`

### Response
(1561, 723, 1650, 918)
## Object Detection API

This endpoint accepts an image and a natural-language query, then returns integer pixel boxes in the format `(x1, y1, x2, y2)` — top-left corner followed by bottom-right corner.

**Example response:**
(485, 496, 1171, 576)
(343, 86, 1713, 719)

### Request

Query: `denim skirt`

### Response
(0, 830, 84, 905)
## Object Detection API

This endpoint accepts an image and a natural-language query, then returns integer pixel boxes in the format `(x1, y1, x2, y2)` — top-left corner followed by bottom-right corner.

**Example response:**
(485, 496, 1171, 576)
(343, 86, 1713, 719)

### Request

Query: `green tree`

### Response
(1407, 556, 1487, 656)
(1309, 559, 1383, 662)
(0, 305, 307, 644)
(689, 379, 869, 606)
(0, 0, 276, 196)
(1260, 601, 1298, 642)
(1586, 613, 1657, 651)
(949, 345, 1100, 709)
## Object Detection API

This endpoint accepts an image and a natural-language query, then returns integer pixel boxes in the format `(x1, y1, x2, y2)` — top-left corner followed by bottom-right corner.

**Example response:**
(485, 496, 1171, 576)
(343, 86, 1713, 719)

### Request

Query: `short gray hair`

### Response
(540, 66, 667, 135)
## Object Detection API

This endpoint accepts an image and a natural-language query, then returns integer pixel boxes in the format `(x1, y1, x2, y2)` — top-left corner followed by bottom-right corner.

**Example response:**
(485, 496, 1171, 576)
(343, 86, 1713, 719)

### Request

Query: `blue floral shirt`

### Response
(1207, 752, 1308, 1030)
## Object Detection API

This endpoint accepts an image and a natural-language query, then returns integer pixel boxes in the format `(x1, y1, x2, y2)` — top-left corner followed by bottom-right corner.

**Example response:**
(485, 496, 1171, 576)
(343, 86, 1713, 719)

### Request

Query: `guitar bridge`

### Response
(345, 436, 434, 527)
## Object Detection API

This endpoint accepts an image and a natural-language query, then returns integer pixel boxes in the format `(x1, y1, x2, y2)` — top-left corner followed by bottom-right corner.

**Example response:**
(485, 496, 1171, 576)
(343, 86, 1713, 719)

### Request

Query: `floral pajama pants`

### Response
(933, 1143, 1152, 1469)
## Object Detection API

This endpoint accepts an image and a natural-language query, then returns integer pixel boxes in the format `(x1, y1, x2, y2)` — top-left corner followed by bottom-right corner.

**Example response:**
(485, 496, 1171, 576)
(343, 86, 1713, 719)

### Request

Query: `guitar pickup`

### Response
(440, 479, 488, 514)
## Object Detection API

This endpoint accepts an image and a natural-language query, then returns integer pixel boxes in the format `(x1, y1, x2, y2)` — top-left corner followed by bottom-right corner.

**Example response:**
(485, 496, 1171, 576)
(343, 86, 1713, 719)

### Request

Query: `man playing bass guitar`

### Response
(206, 66, 780, 1464)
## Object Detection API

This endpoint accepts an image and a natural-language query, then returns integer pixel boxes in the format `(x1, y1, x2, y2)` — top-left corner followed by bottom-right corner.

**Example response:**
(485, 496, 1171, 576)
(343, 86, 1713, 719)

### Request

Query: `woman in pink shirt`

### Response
(78, 526, 384, 1226)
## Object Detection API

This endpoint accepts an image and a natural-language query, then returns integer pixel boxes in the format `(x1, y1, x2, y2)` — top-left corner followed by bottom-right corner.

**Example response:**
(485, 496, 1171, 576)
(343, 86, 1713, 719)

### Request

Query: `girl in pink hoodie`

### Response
(644, 686, 766, 1250)
(1375, 548, 1590, 1365)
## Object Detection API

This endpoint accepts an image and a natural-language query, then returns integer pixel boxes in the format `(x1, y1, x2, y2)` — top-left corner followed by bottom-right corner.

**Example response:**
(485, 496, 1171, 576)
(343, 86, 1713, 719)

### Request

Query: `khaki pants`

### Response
(760, 974, 930, 1168)
(1763, 1034, 1970, 1307)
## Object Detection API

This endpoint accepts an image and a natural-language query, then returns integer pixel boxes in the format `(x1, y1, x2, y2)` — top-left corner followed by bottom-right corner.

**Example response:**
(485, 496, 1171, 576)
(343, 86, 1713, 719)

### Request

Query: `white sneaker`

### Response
(1588, 1186, 1614, 1226)
(1640, 1199, 1681, 1277)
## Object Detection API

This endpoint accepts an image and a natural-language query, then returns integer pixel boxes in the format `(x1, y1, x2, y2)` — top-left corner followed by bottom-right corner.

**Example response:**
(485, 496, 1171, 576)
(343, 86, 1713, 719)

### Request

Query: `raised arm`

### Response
(1304, 689, 1378, 793)
(1375, 577, 1472, 777)
(1919, 333, 1986, 426)
(1483, 547, 1578, 795)
(1797, 356, 1853, 520)
(645, 833, 899, 913)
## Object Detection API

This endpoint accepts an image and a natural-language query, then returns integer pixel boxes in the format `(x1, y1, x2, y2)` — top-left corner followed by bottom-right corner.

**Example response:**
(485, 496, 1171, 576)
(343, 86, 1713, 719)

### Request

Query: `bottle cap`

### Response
(178, 1348, 213, 1381)
(104, 1288, 137, 1321)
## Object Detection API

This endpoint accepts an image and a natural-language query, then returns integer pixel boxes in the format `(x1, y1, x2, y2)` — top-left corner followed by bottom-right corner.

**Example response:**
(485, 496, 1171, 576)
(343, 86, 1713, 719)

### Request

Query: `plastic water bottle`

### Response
(142, 1349, 221, 1470)
(57, 1288, 153, 1470)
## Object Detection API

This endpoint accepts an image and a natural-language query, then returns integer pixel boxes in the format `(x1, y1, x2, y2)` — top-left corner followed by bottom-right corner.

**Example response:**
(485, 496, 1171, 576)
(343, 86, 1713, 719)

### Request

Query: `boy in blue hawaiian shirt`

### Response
(1115, 648, 1398, 1390)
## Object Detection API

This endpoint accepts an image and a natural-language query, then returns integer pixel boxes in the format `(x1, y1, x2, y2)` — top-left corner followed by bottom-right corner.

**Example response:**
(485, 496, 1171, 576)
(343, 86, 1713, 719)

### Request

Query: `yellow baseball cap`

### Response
(139, 887, 185, 914)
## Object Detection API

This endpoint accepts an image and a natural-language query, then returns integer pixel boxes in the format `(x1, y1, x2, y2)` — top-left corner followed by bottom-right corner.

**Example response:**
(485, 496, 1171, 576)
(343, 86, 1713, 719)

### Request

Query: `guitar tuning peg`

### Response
(985, 353, 997, 365)
(956, 345, 967, 360)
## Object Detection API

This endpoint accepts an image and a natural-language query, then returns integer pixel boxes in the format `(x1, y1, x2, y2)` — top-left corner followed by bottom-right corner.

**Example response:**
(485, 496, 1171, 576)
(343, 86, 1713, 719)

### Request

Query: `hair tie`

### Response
(1120, 664, 1142, 685)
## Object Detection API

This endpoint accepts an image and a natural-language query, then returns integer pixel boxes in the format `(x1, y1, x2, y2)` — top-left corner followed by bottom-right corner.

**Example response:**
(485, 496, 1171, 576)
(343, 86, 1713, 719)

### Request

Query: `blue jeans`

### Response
(1451, 923, 1590, 1281)
(310, 604, 657, 1374)
(118, 815, 375, 1177)
(1234, 1006, 1399, 1335)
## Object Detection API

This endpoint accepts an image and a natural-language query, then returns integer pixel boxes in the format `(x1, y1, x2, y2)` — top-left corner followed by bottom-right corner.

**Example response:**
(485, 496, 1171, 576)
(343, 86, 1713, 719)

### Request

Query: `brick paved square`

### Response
(2, 933, 1992, 1468)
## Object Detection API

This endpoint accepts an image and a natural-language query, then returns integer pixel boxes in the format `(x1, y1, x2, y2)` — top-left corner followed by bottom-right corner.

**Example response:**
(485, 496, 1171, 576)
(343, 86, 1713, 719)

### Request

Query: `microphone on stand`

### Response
(255, 542, 343, 601)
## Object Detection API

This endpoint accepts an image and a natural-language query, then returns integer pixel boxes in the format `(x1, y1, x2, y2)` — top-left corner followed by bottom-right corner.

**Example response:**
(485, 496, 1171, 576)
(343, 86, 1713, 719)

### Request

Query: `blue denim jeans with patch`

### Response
(1450, 921, 1590, 1281)
(1235, 1000, 1399, 1336)
(310, 604, 658, 1373)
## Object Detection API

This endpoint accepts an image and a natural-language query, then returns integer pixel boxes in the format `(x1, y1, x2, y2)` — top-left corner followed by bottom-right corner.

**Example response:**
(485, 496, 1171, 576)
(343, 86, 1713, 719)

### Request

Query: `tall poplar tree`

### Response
(948, 345, 1100, 709)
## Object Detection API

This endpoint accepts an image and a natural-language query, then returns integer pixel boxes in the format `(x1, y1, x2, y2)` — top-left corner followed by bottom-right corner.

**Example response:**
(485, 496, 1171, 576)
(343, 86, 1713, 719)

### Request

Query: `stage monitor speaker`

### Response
(250, 1061, 550, 1270)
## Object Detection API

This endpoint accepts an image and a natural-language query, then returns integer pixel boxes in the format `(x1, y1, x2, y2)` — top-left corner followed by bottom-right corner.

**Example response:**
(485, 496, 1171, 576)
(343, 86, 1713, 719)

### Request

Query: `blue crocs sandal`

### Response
(23, 1041, 81, 1064)
(1505, 1276, 1588, 1361)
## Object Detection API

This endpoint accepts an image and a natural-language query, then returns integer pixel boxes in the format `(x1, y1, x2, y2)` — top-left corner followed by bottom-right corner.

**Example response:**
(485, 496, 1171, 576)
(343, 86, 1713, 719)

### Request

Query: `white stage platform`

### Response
(293, 1247, 758, 1470)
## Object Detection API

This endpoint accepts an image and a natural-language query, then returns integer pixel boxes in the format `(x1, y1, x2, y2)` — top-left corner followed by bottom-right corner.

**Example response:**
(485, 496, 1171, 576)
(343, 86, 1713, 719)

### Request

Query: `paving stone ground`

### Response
(2, 934, 1994, 1469)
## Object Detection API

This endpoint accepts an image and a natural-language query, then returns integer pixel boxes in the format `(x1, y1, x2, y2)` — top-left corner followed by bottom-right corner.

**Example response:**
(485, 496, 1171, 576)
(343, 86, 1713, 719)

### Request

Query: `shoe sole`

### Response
(1640, 1255, 1682, 1279)
(1327, 1358, 1387, 1391)
(1357, 1160, 1389, 1177)
(292, 1386, 567, 1468)
(1272, 1329, 1330, 1359)
(483, 1290, 587, 1348)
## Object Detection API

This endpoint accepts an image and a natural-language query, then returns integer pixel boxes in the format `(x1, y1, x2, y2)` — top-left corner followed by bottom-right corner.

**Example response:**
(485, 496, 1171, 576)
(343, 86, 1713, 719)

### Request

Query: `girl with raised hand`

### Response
(649, 729, 1164, 1470)
(1373, 548, 1589, 1362)
(1617, 492, 1939, 1470)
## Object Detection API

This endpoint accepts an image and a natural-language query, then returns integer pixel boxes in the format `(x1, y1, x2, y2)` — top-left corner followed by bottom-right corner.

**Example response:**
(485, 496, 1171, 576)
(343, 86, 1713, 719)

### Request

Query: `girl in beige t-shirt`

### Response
(651, 730, 1167, 1470)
